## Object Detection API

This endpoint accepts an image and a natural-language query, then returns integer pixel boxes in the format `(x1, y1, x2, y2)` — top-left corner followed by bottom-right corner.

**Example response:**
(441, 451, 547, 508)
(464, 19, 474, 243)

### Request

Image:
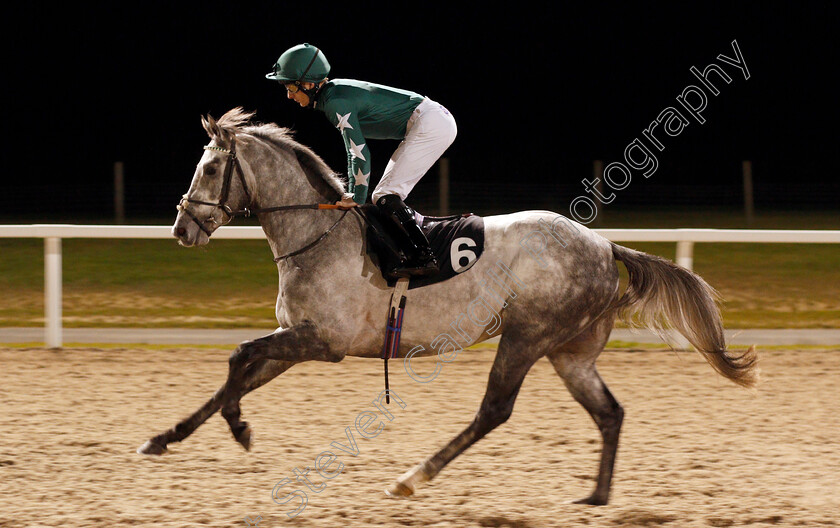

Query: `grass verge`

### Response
(1, 208, 838, 329)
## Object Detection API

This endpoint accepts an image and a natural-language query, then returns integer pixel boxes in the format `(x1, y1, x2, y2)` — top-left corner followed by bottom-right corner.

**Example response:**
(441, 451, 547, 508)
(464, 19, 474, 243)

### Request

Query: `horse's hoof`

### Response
(384, 481, 414, 498)
(572, 495, 608, 506)
(137, 439, 168, 456)
(235, 425, 252, 451)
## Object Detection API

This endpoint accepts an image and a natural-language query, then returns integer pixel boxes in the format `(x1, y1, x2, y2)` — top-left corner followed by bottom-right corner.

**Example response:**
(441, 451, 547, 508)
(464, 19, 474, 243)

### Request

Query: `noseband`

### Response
(177, 138, 348, 260)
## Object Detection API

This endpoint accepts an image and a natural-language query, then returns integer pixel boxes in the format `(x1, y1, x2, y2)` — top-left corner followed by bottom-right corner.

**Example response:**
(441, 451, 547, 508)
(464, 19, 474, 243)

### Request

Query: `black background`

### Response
(5, 2, 837, 219)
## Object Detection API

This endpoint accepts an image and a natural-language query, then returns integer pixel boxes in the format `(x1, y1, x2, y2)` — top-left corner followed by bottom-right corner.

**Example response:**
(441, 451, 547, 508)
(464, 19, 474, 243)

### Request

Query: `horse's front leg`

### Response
(221, 320, 342, 450)
(137, 358, 291, 455)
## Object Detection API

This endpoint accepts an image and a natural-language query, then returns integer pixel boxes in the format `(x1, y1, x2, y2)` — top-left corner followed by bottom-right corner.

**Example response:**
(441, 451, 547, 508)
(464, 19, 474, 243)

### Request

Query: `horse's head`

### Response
(173, 108, 256, 246)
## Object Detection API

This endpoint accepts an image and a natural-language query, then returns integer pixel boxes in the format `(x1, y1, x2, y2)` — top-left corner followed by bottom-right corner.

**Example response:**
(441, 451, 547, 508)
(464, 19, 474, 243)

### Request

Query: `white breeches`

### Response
(371, 98, 457, 203)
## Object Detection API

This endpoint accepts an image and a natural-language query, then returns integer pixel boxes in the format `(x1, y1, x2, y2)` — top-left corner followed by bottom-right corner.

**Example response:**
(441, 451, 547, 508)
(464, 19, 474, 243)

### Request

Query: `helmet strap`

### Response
(299, 81, 325, 108)
(296, 47, 324, 108)
(297, 48, 321, 82)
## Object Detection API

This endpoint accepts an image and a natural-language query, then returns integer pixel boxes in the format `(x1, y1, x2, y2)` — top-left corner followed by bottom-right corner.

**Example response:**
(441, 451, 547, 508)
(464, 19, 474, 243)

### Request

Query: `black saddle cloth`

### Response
(358, 204, 485, 289)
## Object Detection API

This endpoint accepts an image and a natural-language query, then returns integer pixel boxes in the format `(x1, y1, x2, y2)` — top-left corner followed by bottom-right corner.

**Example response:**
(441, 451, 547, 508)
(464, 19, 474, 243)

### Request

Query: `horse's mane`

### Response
(204, 107, 347, 198)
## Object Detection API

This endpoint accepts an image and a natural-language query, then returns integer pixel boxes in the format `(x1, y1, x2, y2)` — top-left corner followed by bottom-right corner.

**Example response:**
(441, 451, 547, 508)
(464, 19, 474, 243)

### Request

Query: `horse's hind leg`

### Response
(547, 312, 624, 505)
(138, 358, 292, 455)
(386, 330, 541, 497)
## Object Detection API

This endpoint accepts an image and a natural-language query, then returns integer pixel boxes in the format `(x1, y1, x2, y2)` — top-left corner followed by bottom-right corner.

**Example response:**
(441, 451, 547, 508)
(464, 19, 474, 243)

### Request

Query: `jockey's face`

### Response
(285, 82, 317, 107)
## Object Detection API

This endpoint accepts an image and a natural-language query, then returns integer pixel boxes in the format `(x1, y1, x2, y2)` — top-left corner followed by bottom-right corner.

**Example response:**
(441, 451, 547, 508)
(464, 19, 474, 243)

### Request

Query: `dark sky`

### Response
(5, 2, 837, 215)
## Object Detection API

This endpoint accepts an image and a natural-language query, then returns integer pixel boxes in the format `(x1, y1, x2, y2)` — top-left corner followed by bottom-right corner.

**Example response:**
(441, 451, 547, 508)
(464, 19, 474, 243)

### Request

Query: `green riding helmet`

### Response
(266, 43, 330, 84)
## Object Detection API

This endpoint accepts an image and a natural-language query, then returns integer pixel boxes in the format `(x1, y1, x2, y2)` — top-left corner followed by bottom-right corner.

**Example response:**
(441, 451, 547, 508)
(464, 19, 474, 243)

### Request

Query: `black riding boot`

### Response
(376, 194, 439, 279)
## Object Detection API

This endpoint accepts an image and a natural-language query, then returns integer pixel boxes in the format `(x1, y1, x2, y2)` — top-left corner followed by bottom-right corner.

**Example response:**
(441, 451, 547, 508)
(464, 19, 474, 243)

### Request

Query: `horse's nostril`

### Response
(176, 226, 187, 237)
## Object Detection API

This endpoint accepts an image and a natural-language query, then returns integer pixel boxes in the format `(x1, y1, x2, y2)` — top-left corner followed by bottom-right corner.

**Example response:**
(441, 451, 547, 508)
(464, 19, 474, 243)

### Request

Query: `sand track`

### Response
(0, 346, 838, 527)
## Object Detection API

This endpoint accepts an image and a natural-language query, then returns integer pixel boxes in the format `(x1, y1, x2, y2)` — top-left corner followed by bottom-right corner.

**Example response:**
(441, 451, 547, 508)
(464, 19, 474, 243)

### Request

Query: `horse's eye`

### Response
(205, 165, 217, 176)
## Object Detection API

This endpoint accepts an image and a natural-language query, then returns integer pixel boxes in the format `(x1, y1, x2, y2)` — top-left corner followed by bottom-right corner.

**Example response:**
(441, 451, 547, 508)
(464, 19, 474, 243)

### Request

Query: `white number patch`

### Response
(450, 237, 478, 273)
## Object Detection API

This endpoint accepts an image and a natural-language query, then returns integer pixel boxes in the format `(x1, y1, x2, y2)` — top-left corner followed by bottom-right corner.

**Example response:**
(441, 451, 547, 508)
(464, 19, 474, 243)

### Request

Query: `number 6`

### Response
(450, 237, 478, 273)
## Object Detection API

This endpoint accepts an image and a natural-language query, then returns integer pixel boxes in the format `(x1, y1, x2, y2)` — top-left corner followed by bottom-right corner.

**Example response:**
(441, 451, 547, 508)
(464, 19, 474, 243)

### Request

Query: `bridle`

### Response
(178, 141, 252, 233)
(177, 138, 348, 261)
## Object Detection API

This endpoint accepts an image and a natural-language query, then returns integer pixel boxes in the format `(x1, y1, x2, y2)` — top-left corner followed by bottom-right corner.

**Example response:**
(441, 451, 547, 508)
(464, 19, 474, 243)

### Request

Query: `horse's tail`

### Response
(610, 242, 759, 389)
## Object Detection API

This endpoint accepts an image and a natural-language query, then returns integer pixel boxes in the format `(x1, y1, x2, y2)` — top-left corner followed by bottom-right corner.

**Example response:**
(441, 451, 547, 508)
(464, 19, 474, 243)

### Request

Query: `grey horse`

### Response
(138, 107, 758, 505)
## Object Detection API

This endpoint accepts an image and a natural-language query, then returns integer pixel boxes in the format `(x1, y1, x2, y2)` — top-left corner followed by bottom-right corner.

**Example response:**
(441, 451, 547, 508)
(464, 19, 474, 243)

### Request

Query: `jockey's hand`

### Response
(335, 193, 359, 210)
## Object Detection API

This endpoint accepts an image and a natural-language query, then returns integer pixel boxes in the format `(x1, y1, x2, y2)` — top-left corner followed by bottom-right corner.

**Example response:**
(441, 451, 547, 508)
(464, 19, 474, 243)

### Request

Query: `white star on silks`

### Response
(335, 112, 354, 132)
(349, 139, 367, 161)
(354, 168, 370, 187)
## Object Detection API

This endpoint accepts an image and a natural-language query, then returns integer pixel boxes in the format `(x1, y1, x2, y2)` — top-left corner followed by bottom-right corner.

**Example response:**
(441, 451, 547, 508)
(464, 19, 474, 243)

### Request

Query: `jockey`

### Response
(266, 43, 457, 278)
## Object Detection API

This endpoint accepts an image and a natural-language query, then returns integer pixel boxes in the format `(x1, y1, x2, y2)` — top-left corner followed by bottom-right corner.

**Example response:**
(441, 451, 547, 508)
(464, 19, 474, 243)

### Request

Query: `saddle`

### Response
(358, 204, 485, 289)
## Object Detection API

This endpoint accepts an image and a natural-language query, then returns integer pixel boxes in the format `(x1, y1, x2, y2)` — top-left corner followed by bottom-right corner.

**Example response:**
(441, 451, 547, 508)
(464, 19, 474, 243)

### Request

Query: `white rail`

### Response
(2, 224, 839, 348)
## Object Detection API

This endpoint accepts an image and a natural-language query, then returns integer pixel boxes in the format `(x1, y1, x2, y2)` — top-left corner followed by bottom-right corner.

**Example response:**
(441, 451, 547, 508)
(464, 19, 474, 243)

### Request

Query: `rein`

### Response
(178, 139, 348, 261)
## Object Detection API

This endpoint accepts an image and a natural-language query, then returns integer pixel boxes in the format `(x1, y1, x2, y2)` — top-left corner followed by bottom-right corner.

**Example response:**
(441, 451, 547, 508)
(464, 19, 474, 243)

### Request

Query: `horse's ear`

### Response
(202, 113, 221, 139)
